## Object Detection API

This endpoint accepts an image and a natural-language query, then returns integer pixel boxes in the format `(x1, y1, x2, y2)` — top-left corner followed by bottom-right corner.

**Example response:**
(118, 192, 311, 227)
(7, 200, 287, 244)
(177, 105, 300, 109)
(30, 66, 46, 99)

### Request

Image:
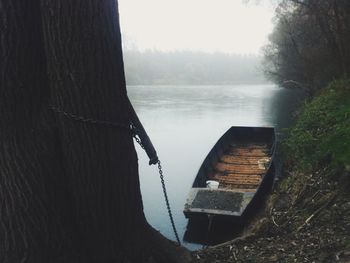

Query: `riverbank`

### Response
(192, 80, 350, 262)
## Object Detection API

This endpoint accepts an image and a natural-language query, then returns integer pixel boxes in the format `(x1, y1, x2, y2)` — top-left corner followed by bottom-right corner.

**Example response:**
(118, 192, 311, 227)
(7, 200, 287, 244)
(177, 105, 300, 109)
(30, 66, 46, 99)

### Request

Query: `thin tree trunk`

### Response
(332, 0, 349, 77)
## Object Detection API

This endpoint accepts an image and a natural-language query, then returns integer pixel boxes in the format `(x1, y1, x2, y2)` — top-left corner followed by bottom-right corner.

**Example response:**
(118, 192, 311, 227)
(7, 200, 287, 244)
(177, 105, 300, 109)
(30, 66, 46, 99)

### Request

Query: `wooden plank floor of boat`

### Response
(211, 143, 271, 191)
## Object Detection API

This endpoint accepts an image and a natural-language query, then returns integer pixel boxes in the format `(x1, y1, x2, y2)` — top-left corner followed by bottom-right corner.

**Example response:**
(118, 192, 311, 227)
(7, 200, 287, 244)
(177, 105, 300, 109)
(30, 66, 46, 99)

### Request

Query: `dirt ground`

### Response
(191, 168, 350, 263)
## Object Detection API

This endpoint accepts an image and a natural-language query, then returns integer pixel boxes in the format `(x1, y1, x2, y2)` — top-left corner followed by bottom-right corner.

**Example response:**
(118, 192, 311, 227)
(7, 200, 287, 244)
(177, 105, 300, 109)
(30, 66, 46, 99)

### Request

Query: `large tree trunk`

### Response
(40, 0, 148, 260)
(1, 0, 190, 262)
(0, 1, 76, 262)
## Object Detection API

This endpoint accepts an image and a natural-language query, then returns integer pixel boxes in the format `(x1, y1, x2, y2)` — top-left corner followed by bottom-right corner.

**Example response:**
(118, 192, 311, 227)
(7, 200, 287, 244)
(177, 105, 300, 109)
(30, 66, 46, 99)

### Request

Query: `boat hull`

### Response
(184, 126, 276, 219)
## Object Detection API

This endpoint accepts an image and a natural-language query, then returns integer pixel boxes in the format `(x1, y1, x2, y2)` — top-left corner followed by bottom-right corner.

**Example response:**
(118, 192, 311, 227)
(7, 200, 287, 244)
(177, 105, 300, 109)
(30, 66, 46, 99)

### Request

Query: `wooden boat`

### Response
(184, 126, 276, 219)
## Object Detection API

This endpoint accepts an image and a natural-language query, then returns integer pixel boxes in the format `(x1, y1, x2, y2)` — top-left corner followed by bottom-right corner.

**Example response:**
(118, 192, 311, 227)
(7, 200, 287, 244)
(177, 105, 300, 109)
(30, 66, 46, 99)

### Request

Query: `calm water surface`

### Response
(127, 84, 304, 250)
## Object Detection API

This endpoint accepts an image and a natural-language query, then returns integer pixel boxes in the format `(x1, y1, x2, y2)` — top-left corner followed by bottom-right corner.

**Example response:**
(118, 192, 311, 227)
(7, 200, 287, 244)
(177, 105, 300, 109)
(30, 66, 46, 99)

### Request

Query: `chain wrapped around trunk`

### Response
(50, 105, 182, 246)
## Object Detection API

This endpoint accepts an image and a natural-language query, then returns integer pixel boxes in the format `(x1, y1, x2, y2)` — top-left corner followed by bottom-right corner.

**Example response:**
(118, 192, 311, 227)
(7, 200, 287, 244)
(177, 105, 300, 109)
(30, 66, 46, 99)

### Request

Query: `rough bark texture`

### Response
(0, 1, 75, 262)
(39, 0, 150, 261)
(1, 0, 191, 262)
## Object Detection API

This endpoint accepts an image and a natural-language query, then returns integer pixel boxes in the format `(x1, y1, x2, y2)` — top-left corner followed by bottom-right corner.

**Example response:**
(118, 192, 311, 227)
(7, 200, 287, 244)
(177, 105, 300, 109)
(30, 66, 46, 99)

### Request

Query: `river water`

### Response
(127, 84, 304, 250)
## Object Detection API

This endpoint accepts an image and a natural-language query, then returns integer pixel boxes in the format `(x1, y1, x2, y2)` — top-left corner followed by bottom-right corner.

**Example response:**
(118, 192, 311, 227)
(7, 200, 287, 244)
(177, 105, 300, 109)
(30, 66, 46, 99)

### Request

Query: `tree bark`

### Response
(1, 0, 190, 262)
(0, 1, 76, 262)
(40, 0, 145, 258)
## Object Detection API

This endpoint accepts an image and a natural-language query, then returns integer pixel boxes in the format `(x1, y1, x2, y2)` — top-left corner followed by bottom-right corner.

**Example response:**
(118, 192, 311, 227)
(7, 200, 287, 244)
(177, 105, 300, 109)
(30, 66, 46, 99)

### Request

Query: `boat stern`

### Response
(183, 188, 255, 218)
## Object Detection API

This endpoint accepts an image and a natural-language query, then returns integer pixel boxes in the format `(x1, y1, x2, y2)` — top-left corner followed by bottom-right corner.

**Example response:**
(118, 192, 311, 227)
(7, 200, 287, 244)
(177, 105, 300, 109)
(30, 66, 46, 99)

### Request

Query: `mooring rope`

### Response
(50, 106, 182, 245)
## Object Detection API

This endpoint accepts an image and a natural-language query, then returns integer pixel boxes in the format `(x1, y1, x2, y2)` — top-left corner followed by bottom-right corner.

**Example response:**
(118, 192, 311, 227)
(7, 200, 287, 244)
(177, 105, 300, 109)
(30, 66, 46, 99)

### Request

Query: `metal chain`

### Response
(132, 132, 144, 149)
(133, 135, 181, 245)
(50, 106, 181, 245)
(50, 105, 131, 130)
(157, 160, 181, 245)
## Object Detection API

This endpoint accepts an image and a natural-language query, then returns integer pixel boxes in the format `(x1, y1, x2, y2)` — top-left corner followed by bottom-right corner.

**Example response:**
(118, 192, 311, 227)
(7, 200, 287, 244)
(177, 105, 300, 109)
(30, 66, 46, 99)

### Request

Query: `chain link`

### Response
(133, 133, 145, 149)
(157, 160, 181, 245)
(134, 137, 181, 245)
(50, 105, 131, 130)
(50, 106, 181, 245)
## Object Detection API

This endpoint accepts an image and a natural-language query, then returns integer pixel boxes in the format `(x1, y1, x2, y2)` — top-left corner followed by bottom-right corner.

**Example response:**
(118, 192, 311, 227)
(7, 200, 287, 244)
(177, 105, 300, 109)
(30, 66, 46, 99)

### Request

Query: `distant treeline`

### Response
(263, 0, 350, 95)
(122, 50, 267, 85)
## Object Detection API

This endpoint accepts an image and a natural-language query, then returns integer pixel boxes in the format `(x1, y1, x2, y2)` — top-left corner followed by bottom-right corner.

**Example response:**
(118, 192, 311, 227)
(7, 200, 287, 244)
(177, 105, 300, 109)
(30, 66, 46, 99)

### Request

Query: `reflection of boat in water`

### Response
(183, 216, 244, 246)
(183, 126, 276, 220)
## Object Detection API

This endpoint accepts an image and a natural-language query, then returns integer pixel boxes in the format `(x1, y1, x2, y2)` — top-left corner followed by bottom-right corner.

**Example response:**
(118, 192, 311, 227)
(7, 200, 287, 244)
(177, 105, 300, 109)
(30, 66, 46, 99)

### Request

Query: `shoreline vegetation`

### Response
(192, 80, 350, 262)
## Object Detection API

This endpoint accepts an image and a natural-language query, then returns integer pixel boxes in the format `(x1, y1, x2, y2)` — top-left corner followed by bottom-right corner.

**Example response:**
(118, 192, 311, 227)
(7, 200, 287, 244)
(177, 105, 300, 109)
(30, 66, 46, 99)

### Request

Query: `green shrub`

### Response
(283, 79, 350, 171)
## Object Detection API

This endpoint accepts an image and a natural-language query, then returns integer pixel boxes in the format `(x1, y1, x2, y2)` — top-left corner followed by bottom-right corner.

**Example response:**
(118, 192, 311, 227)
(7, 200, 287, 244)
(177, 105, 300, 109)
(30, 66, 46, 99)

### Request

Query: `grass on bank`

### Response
(283, 79, 350, 173)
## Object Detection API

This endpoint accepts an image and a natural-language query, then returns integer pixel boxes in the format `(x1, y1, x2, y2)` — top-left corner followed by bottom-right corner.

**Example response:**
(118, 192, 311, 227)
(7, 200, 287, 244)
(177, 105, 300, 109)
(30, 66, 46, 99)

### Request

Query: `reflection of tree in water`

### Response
(268, 88, 306, 129)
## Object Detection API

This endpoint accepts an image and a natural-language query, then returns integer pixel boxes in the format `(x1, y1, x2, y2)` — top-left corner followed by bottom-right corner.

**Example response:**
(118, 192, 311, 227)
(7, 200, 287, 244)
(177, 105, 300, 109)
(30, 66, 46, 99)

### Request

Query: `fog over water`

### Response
(128, 84, 304, 250)
(123, 50, 266, 85)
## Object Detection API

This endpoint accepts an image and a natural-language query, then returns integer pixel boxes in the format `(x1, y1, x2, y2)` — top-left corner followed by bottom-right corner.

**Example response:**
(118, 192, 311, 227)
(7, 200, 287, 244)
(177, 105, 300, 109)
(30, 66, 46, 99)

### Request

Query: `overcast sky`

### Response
(118, 0, 275, 54)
